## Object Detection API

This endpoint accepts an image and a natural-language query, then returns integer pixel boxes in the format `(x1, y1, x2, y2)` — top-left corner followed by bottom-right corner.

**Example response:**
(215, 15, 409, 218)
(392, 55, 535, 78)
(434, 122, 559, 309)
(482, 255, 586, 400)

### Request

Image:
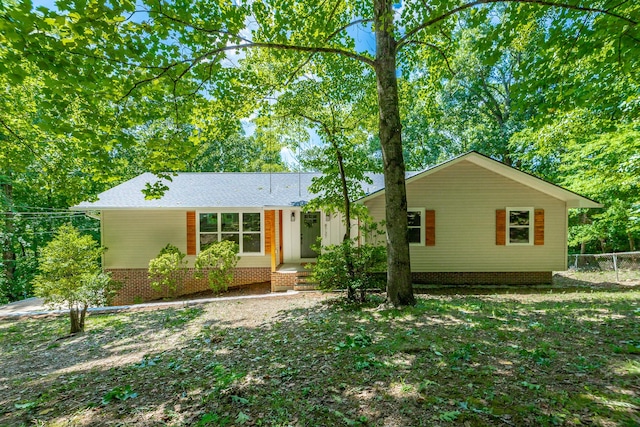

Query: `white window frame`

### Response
(197, 210, 264, 256)
(407, 207, 425, 246)
(505, 207, 534, 246)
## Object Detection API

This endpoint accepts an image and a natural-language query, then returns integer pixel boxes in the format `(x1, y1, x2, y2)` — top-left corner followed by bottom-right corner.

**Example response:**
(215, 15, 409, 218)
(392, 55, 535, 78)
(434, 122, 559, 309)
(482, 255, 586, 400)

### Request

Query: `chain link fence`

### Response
(568, 251, 640, 282)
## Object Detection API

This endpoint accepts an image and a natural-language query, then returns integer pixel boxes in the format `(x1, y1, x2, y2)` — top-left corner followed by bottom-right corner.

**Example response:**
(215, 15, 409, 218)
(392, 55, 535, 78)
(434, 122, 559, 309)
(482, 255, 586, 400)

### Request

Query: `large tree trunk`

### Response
(374, 0, 415, 307)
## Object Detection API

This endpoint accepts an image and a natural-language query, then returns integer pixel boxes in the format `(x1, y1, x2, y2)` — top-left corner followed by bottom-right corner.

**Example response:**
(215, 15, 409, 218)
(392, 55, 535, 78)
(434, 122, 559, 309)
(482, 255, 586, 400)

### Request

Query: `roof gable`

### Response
(359, 151, 601, 208)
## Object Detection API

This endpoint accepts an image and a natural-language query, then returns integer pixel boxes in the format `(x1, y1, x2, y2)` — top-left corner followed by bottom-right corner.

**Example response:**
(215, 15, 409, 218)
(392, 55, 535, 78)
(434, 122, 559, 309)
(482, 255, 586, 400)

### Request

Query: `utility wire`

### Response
(0, 211, 85, 215)
(1, 227, 100, 237)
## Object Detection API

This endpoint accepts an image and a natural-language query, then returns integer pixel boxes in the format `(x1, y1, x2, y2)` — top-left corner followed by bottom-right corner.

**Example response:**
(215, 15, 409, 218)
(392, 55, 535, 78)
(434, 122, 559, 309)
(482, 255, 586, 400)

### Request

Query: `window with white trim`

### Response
(407, 208, 424, 245)
(199, 212, 262, 254)
(506, 207, 533, 245)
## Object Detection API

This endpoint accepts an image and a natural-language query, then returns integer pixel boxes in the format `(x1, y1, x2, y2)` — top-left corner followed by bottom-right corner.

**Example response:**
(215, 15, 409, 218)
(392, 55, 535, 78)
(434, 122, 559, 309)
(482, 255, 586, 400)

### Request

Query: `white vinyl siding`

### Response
(364, 160, 567, 272)
(102, 210, 270, 269)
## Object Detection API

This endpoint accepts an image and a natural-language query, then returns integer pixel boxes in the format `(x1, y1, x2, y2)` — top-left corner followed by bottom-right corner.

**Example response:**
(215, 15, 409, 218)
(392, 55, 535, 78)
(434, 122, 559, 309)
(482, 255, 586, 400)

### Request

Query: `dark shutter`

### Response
(264, 210, 275, 252)
(425, 210, 435, 246)
(496, 209, 506, 245)
(186, 211, 196, 255)
(534, 209, 544, 245)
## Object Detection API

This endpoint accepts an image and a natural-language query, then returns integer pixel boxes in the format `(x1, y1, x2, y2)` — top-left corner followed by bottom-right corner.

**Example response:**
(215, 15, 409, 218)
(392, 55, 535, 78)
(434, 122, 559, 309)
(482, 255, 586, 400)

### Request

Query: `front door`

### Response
(300, 211, 321, 258)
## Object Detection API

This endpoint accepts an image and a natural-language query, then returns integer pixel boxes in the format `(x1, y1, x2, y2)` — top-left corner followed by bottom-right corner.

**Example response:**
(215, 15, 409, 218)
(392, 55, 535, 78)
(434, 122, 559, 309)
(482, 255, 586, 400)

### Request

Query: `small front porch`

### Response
(271, 262, 317, 292)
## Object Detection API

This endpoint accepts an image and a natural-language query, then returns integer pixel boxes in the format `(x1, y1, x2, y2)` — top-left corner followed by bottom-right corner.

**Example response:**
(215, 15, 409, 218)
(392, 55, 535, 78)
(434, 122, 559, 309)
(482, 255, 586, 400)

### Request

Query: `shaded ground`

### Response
(414, 271, 640, 296)
(150, 282, 273, 302)
(1, 279, 639, 426)
(0, 283, 275, 318)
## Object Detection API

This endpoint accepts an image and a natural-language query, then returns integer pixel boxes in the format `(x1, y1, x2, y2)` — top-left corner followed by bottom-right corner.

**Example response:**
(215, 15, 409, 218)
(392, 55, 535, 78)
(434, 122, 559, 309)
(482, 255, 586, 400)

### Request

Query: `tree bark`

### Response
(334, 144, 357, 301)
(374, 0, 415, 307)
(69, 305, 87, 334)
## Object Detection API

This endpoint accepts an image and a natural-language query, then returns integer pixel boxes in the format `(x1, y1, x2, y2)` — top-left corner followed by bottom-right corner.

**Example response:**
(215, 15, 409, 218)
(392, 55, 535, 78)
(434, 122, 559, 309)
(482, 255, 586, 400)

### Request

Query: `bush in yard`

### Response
(33, 225, 118, 334)
(148, 244, 188, 296)
(311, 238, 386, 302)
(194, 240, 239, 293)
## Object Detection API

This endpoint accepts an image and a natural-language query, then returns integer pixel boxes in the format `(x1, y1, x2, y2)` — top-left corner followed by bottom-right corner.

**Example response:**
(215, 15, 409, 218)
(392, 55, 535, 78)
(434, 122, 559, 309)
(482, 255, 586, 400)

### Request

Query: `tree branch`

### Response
(402, 40, 456, 76)
(206, 42, 376, 67)
(0, 118, 48, 165)
(397, 0, 638, 48)
(283, 19, 374, 86)
(120, 64, 176, 99)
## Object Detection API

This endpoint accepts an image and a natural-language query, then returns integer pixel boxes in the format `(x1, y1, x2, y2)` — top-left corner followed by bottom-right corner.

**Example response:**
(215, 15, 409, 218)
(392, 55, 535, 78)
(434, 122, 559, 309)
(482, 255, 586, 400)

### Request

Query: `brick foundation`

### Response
(107, 267, 271, 305)
(107, 268, 552, 304)
(411, 271, 552, 285)
(270, 271, 297, 292)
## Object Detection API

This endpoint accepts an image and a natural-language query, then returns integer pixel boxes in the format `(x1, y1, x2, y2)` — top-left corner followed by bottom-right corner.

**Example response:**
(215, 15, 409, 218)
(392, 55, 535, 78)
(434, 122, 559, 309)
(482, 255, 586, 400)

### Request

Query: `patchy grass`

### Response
(0, 286, 639, 426)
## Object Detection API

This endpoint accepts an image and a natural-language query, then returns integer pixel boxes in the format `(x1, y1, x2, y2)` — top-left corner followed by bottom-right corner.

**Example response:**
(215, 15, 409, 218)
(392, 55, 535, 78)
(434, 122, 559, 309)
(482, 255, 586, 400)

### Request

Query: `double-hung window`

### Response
(199, 212, 262, 254)
(407, 208, 424, 245)
(506, 207, 533, 245)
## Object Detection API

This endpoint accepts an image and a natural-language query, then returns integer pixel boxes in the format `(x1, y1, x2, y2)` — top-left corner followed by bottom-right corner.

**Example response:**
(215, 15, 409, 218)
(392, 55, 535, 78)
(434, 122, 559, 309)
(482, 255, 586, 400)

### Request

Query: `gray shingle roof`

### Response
(73, 172, 389, 209)
(72, 151, 601, 210)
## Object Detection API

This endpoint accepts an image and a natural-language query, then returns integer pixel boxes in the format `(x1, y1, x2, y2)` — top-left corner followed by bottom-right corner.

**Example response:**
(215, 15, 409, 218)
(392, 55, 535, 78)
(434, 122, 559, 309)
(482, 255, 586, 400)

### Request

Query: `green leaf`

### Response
(235, 411, 251, 424)
(14, 401, 37, 410)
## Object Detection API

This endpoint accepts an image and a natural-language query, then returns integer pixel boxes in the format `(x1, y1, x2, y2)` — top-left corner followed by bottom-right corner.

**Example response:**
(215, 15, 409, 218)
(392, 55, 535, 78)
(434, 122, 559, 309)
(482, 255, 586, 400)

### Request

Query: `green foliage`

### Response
(516, 116, 640, 253)
(101, 385, 138, 405)
(194, 240, 239, 293)
(311, 238, 386, 301)
(148, 244, 188, 296)
(438, 410, 461, 422)
(33, 224, 117, 333)
(198, 412, 231, 427)
(335, 329, 373, 351)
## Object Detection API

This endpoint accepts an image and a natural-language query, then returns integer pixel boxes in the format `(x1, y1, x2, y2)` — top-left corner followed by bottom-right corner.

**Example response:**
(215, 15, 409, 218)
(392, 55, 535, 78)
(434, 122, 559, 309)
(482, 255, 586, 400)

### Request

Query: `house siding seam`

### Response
(412, 271, 552, 285)
(106, 267, 271, 305)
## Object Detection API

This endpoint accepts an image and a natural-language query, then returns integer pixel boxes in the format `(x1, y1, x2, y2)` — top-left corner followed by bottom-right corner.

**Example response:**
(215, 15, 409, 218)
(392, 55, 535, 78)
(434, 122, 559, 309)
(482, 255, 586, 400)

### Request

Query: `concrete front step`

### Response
(293, 272, 318, 290)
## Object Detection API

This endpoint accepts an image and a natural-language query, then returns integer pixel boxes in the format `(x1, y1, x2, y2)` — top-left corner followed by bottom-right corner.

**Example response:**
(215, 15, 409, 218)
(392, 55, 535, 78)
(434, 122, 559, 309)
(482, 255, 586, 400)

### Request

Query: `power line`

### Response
(1, 227, 100, 237)
(0, 211, 85, 215)
(9, 205, 75, 211)
(0, 216, 88, 221)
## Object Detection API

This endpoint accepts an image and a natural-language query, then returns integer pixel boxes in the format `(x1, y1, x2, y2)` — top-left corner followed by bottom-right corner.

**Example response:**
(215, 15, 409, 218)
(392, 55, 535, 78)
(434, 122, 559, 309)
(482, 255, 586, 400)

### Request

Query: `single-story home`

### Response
(73, 151, 601, 304)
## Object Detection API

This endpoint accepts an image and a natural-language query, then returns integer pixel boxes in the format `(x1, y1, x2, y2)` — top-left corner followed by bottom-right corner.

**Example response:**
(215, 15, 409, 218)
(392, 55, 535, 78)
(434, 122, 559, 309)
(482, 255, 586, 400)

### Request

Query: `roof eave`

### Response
(358, 151, 602, 208)
(567, 200, 604, 209)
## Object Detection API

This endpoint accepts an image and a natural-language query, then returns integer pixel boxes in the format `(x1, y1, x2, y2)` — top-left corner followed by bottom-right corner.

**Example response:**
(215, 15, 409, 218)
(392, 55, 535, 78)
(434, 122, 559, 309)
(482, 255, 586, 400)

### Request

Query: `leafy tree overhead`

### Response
(0, 7, 272, 301)
(2, 1, 639, 306)
(257, 54, 382, 301)
(400, 9, 542, 168)
(516, 116, 640, 253)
